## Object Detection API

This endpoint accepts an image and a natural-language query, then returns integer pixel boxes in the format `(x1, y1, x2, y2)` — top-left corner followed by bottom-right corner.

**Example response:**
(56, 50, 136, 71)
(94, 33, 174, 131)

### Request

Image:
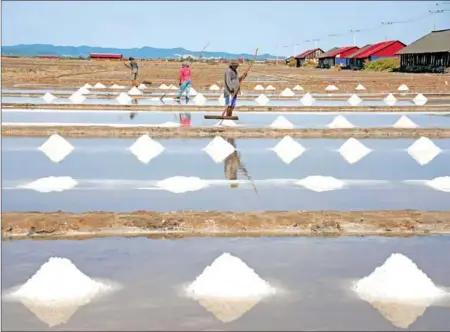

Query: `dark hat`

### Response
(230, 61, 239, 67)
(129, 57, 134, 60)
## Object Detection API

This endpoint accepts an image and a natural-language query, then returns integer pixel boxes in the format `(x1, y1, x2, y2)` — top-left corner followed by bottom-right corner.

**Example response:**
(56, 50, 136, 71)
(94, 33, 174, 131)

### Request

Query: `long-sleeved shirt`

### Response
(179, 67, 191, 84)
(224, 67, 240, 97)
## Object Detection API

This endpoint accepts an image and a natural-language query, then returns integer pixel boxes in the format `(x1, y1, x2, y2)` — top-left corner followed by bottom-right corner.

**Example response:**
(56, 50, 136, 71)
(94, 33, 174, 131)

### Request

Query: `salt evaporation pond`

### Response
(2, 236, 450, 330)
(2, 137, 450, 212)
(4, 110, 450, 128)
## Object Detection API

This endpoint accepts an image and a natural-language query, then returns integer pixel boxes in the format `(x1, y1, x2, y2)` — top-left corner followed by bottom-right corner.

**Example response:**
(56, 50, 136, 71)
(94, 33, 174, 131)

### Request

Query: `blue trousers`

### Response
(177, 80, 192, 103)
(224, 95, 237, 107)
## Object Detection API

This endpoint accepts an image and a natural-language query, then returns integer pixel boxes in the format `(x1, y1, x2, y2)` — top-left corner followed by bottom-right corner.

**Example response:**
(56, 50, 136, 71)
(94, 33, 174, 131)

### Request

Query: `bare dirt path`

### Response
(3, 211, 450, 240)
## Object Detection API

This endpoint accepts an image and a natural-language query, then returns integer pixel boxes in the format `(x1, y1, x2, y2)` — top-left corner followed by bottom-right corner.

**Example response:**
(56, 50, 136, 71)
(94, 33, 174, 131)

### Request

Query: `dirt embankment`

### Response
(2, 57, 450, 93)
(3, 211, 450, 240)
(3, 126, 450, 139)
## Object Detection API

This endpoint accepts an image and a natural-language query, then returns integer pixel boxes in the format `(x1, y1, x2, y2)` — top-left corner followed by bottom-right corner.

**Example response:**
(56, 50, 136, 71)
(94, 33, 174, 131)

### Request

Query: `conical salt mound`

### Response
(269, 116, 294, 129)
(364, 299, 429, 329)
(194, 296, 262, 323)
(393, 115, 418, 128)
(327, 115, 354, 128)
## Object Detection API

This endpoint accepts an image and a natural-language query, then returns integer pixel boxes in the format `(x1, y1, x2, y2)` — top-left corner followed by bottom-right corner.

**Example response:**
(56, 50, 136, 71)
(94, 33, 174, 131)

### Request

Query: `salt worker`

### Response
(223, 61, 247, 113)
(124, 57, 139, 87)
(176, 62, 192, 104)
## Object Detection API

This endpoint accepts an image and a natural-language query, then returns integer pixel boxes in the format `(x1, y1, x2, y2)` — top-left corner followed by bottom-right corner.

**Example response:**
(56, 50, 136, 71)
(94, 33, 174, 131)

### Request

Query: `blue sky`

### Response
(2, 1, 449, 55)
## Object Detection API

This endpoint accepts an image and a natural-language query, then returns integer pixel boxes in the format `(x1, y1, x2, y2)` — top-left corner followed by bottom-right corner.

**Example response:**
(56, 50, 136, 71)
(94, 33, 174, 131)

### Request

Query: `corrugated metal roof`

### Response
(352, 40, 401, 58)
(345, 44, 373, 58)
(396, 29, 450, 54)
(295, 48, 323, 59)
(319, 46, 356, 58)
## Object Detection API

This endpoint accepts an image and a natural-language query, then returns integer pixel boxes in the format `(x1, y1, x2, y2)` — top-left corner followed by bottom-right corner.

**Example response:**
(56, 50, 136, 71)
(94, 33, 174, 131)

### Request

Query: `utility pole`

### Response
(429, 9, 447, 30)
(381, 22, 393, 41)
(350, 29, 360, 46)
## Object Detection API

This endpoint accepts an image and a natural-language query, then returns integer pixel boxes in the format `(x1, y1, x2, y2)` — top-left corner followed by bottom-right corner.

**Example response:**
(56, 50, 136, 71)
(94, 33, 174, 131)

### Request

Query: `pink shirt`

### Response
(179, 67, 191, 83)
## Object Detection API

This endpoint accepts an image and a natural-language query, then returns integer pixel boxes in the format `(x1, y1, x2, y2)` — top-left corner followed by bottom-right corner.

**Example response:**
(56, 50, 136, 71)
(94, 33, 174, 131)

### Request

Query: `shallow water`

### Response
(2, 137, 450, 212)
(3, 110, 450, 128)
(2, 236, 450, 330)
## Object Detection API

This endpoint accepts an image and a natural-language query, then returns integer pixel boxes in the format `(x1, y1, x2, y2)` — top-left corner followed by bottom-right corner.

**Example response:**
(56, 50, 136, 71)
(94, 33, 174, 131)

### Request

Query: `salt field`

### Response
(2, 137, 450, 212)
(2, 236, 450, 330)
(3, 110, 450, 128)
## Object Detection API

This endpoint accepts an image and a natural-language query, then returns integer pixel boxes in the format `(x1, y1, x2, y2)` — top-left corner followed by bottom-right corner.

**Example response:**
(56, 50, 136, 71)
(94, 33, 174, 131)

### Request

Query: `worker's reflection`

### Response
(224, 138, 249, 189)
(179, 112, 192, 127)
(130, 98, 138, 119)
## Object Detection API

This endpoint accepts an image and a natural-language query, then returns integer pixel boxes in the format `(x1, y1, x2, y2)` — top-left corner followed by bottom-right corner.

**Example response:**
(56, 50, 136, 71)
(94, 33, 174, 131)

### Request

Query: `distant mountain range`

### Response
(1, 44, 279, 60)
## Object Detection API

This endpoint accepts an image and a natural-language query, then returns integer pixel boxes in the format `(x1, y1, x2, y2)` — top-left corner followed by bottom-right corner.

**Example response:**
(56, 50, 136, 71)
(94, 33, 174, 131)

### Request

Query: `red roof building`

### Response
(89, 53, 123, 60)
(318, 46, 359, 67)
(294, 48, 324, 67)
(348, 40, 406, 60)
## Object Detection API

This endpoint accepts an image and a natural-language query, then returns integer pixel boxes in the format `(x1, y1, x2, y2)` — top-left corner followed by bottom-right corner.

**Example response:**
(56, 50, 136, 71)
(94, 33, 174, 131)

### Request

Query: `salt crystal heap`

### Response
(186, 253, 275, 322)
(11, 257, 110, 327)
(353, 253, 447, 328)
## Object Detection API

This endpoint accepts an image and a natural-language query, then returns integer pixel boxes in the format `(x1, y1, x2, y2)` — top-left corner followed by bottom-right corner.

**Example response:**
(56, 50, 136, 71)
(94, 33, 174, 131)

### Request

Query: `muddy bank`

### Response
(3, 211, 450, 240)
(3, 102, 450, 112)
(3, 126, 450, 138)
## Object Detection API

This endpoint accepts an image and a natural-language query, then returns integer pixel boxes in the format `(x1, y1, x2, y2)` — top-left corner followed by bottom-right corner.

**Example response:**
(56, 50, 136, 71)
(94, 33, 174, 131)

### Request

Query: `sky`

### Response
(2, 1, 450, 56)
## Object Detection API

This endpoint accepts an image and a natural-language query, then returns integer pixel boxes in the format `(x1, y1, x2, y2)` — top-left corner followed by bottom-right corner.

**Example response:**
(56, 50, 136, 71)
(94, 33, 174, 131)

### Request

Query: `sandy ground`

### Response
(2, 57, 450, 93)
(3, 211, 450, 239)
(3, 126, 450, 138)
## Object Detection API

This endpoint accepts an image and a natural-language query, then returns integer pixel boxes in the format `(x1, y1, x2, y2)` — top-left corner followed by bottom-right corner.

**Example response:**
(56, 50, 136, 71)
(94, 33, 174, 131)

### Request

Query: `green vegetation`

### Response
(363, 57, 400, 72)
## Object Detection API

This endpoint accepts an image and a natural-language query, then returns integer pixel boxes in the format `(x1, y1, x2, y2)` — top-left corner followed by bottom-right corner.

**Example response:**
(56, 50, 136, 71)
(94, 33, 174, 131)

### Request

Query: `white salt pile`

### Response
(19, 176, 78, 193)
(254, 84, 265, 91)
(77, 87, 90, 95)
(203, 136, 236, 163)
(425, 176, 450, 192)
(185, 253, 275, 323)
(355, 84, 366, 91)
(347, 94, 362, 106)
(384, 93, 397, 106)
(186, 253, 276, 299)
(398, 84, 409, 91)
(116, 92, 132, 104)
(129, 134, 164, 163)
(280, 88, 295, 97)
(339, 138, 372, 164)
(169, 84, 179, 90)
(209, 84, 220, 91)
(271, 136, 305, 164)
(110, 84, 123, 89)
(407, 137, 442, 166)
(393, 115, 418, 128)
(69, 92, 85, 104)
(189, 87, 198, 96)
(265, 85, 276, 91)
(38, 134, 74, 163)
(293, 85, 304, 91)
(94, 82, 105, 89)
(194, 93, 207, 105)
(300, 92, 315, 106)
(327, 115, 354, 129)
(268, 116, 294, 129)
(128, 86, 143, 96)
(138, 83, 147, 89)
(325, 84, 339, 92)
(42, 92, 57, 103)
(156, 176, 208, 193)
(159, 84, 169, 89)
(10, 257, 110, 327)
(353, 253, 447, 328)
(295, 176, 345, 192)
(254, 94, 270, 106)
(82, 83, 92, 89)
(413, 93, 428, 106)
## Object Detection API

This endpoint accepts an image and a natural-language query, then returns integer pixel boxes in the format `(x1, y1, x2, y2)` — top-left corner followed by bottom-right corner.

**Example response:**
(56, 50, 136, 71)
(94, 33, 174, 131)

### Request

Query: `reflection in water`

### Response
(363, 299, 431, 329)
(224, 139, 257, 194)
(192, 296, 263, 323)
(130, 98, 138, 119)
(179, 112, 192, 127)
